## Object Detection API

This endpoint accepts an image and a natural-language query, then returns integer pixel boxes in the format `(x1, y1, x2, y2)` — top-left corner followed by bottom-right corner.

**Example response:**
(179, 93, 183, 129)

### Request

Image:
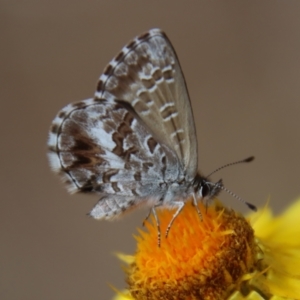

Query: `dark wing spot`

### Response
(114, 100, 136, 115)
(152, 69, 163, 82)
(147, 137, 158, 154)
(138, 32, 150, 40)
(112, 131, 124, 156)
(127, 40, 136, 50)
(103, 169, 119, 183)
(111, 182, 121, 193)
(58, 111, 67, 119)
(50, 124, 59, 134)
(134, 171, 141, 181)
(131, 189, 139, 196)
(72, 139, 93, 151)
(80, 186, 93, 193)
(94, 97, 106, 103)
(64, 153, 92, 172)
(123, 112, 134, 125)
(103, 64, 113, 76)
(143, 162, 153, 171)
(73, 154, 92, 166)
(163, 69, 173, 81)
(97, 80, 104, 92)
(118, 121, 132, 137)
(124, 146, 138, 160)
(161, 105, 177, 120)
(72, 101, 86, 109)
(115, 51, 124, 62)
(79, 178, 95, 193)
(142, 77, 155, 90)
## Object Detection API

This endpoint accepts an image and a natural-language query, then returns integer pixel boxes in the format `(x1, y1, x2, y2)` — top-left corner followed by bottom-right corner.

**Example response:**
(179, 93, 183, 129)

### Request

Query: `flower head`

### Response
(114, 199, 300, 300)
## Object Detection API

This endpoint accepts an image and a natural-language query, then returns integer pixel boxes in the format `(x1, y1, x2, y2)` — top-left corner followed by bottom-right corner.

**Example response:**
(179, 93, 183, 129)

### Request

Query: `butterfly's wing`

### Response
(48, 29, 197, 219)
(48, 99, 181, 218)
(95, 28, 198, 179)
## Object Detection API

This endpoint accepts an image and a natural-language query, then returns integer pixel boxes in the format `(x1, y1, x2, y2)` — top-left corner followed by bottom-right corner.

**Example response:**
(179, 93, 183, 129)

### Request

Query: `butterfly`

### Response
(48, 28, 256, 245)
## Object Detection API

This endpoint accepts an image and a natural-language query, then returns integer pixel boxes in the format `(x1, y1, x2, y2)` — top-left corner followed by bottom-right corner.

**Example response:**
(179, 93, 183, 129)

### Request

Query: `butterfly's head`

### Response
(193, 175, 223, 201)
(193, 156, 257, 211)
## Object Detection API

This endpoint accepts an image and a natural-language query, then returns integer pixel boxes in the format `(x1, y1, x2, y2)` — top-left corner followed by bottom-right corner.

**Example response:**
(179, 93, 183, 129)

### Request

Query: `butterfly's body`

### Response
(48, 29, 242, 239)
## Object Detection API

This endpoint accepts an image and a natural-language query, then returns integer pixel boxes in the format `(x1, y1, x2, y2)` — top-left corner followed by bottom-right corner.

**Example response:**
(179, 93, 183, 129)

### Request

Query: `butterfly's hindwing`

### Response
(48, 98, 186, 218)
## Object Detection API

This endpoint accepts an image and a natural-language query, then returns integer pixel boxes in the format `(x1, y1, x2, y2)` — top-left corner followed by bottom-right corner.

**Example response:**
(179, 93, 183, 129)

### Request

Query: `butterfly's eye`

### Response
(200, 183, 210, 198)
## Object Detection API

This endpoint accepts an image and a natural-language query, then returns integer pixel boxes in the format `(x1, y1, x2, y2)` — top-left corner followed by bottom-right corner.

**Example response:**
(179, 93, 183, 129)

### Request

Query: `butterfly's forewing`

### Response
(95, 28, 198, 179)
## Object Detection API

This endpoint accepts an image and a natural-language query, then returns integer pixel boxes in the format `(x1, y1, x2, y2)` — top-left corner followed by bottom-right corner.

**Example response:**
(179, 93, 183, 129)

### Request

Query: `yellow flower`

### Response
(249, 200, 300, 299)
(113, 199, 300, 300)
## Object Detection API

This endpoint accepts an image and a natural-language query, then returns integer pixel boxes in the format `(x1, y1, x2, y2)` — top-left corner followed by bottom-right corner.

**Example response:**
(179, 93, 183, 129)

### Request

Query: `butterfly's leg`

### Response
(142, 208, 152, 226)
(142, 202, 162, 226)
(142, 201, 163, 247)
(151, 205, 162, 247)
(192, 193, 203, 220)
(165, 201, 185, 239)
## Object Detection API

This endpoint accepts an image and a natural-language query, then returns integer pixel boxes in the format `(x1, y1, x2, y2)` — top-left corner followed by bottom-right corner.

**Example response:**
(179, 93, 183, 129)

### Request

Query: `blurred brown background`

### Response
(1, 1, 300, 299)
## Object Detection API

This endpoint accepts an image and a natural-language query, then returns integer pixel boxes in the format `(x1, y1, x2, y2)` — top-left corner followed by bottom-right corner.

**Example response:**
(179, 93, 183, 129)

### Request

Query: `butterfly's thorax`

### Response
(159, 177, 192, 205)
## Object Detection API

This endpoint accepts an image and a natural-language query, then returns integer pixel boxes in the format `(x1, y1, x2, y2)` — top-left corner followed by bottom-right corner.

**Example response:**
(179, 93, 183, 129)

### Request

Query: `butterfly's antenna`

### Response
(220, 185, 257, 211)
(206, 156, 254, 178)
(207, 181, 257, 212)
